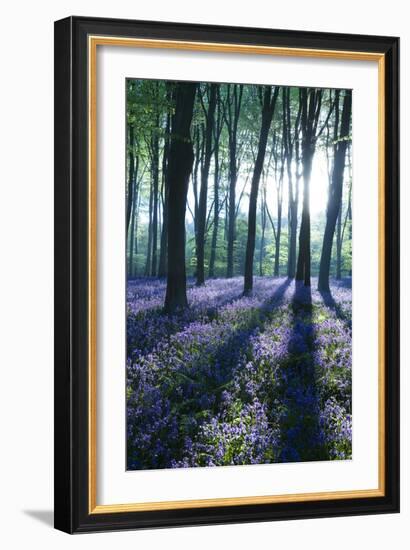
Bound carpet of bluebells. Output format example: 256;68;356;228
127;277;352;470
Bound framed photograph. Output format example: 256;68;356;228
54;16;399;533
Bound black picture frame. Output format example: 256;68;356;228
54;15;400;534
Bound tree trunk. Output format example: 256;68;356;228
128;187;136;277
244;86;279;295
318;90;351;291
288;194;298;277
337;145;352;280
144;182;153;276
158;189;168;278
128;159;139;277
158;88;172;278
287;158;301;279
226;156;236;278
151;97;160;276
196;84;217;286
224;85;243;278
259;187;267;276
133;186;142;276
191;125;201;259
283;87;302;278
126;124;135;237
274;195;282;276
295;149;313;286
209;131;220;278
296;88;325;287
164;82;197;313
336;205;342;279
224;191;228;242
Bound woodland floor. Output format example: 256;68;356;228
126;276;352;470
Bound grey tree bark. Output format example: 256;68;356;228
244;85;279;295
164;82;197;313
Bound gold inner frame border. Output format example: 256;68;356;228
87;35;386;514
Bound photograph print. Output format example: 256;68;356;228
126;78;352;471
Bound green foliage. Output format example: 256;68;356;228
126;80;352;283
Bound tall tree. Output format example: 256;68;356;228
126;124;136;237
296;88;333;286
336;203;343;278
318;90;352;291
283;87;302;278
259;182;267;276
208;89;224;278
128;158;139;276
223;84;243;278
272;128;285;277
158;84;173;278
244;85;279;295
150;84;160;276
336;143;352;279
191;124;202;245
196;83;217;286
164;82;197;313
144;182;153;276
132;184;142;276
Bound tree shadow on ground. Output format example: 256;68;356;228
127;277;292;362
259;277;293;311
319;288;351;330
203;278;293;394
127;285;245;360
278;281;328;463
127;277;293;470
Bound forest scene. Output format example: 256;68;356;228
126;79;352;470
